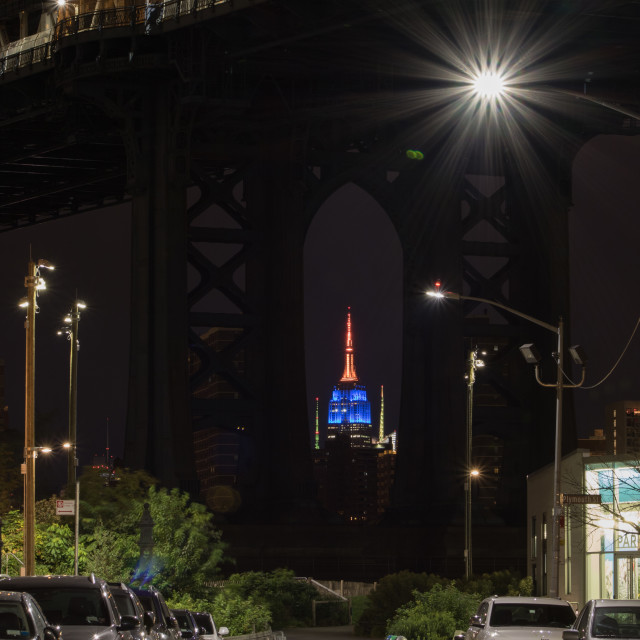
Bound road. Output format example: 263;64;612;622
283;626;375;639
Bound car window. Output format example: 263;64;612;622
576;602;592;636
475;602;489;625
28;599;48;632
23;588;109;626
193;613;213;634
0;603;30;639
592;606;640;638
174;613;193;632
113;593;136;617
136;594;160;620
490;604;575;628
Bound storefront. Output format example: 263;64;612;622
528;452;640;607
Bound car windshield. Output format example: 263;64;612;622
490;603;575;628
0;603;31;639
592;606;640;638
22;588;109;627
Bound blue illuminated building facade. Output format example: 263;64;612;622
326;310;373;448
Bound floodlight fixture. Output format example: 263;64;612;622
569;345;587;366
519;343;542;365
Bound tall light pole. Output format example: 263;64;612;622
21;258;53;576
427;284;586;598
59;300;85;495
465;348;484;578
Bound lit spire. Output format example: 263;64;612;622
379;385;385;441
340;308;358;382
315;397;320;450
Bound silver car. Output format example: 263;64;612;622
465;596;576;640
0;590;61;640
564;599;640;640
0;575;138;640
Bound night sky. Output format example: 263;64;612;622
1;132;640;496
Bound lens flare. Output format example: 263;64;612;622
473;71;505;98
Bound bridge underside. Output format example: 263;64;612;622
1;0;640;571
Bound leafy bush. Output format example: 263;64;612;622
387;583;481;640
224;569;318;628
354;571;449;637
456;570;532;599
210;592;272;635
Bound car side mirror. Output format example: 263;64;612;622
454;633;466;640
43;627;61;640
119;615;139;631
198;627;208;636
470;615;484;628
144;610;156;631
563;631;580;640
218;628;229;638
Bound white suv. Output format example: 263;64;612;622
465;596;576;640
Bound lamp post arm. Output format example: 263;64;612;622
441;292;558;335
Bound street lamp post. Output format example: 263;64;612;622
465;348;484;578
427;285;586;598
59;301;85;495
21;258;53;576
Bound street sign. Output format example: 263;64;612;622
561;493;601;505
56;499;75;515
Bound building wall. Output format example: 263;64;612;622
605;401;640;456
527;449;588;607
528;450;640;608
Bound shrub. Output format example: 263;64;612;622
387;583;481;640
355;571;449;637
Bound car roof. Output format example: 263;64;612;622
589;599;640;607
0;575;105;588
487;596;573;605
0;591;28;602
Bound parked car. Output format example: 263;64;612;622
0;590;61;640
564;599;640;640
464;596;576;640
131;586;180;640
191;611;228;640
0;575;138;640
108;582;158;640
171;609;200;640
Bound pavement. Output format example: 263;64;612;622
283;626;375;639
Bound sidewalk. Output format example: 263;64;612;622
283;626;374;639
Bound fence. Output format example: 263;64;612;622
0;0;258;77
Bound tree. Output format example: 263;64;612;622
141;485;229;599
0;430;21;513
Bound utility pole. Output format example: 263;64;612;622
64;301;84;495
22;258;53;576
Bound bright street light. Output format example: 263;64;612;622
473;71;506;98
426;282;586;598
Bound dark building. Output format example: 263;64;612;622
189;327;244;515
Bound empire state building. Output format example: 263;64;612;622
326;309;372;447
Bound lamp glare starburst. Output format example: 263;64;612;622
473;71;505;98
